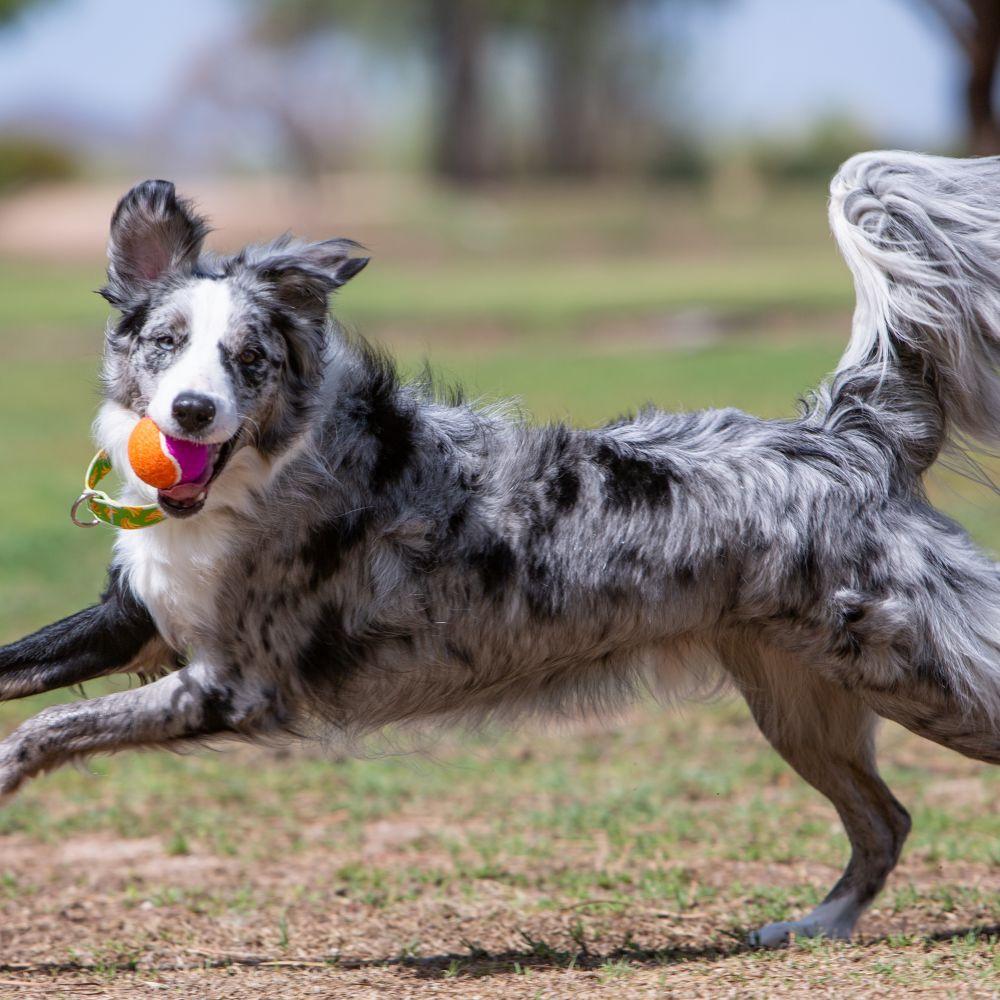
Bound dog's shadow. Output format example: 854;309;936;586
2;922;996;981
365;921;1000;980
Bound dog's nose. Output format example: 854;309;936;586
171;392;216;434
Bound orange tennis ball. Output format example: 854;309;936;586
127;417;183;489
128;417;214;491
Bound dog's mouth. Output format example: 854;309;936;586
157;435;239;519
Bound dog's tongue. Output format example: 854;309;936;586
160;480;205;503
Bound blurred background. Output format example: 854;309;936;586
5;0;1000;623
0;2;999;993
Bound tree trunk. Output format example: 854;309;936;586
542;7;601;176
967;0;1000;154
429;0;488;182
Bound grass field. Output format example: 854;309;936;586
0;182;997;998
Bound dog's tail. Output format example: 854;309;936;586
829;150;1000;473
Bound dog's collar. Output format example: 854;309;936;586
70;451;165;530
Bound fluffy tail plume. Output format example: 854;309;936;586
830;150;1000;458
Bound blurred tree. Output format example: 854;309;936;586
913;0;1000;154
255;0;491;181
428;0;489;180
254;0;703;182
750;116;878;184
499;0;667;177
0;134;78;192
0;0;53;25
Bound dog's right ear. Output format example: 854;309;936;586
100;180;209;308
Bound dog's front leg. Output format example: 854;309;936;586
0;662;280;798
0;567;165;701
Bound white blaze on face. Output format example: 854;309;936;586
147;279;241;442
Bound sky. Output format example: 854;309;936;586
0;0;964;149
678;0;961;145
0;0;239;127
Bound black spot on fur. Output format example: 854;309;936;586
198;686;236;734
467;536;517;598
446;501;469;540
792;536;824;607
524;551;572;621
368;396;415;489
295;604;368;690
114;302;149;340
593;442;680;509
894;641;954;693
923;547;966;594
524;551;557;619
841;603;865;624
356;347;416;490
913;655;952;694
301;510;370;589
830;624;864;660
546;463;581;512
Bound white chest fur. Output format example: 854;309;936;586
115;513;236;650
94;400;308;651
96;401;272;651
113;446;274;649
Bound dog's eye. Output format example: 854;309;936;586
239;347;263;366
155;335;176;351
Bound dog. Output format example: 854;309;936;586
1;152;998;947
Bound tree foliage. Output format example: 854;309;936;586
252;0;696;181
0;0;50;26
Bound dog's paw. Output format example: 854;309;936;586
748;919;852;948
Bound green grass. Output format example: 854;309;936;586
0;251;851;339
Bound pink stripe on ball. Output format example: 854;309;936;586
162;434;212;485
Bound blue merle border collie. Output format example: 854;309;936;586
1;152;999;946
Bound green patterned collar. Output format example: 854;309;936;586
71;450;165;530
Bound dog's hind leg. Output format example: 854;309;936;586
720;640;911;947
860;685;1000;766
0;662;281;798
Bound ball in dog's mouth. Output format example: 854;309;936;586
157;437;237;518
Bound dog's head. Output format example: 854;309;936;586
98;179;368;518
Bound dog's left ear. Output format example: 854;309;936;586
237;238;370;321
101;179;210;308
296;240;371;291
233;238;370;383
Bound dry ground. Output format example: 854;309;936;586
0;702;995;999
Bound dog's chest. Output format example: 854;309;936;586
116;515;237;650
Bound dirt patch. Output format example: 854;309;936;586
0;704;994;998
0;827;996;998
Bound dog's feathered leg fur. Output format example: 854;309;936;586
722;640;911;946
0;567;173;702
0;661;282;798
